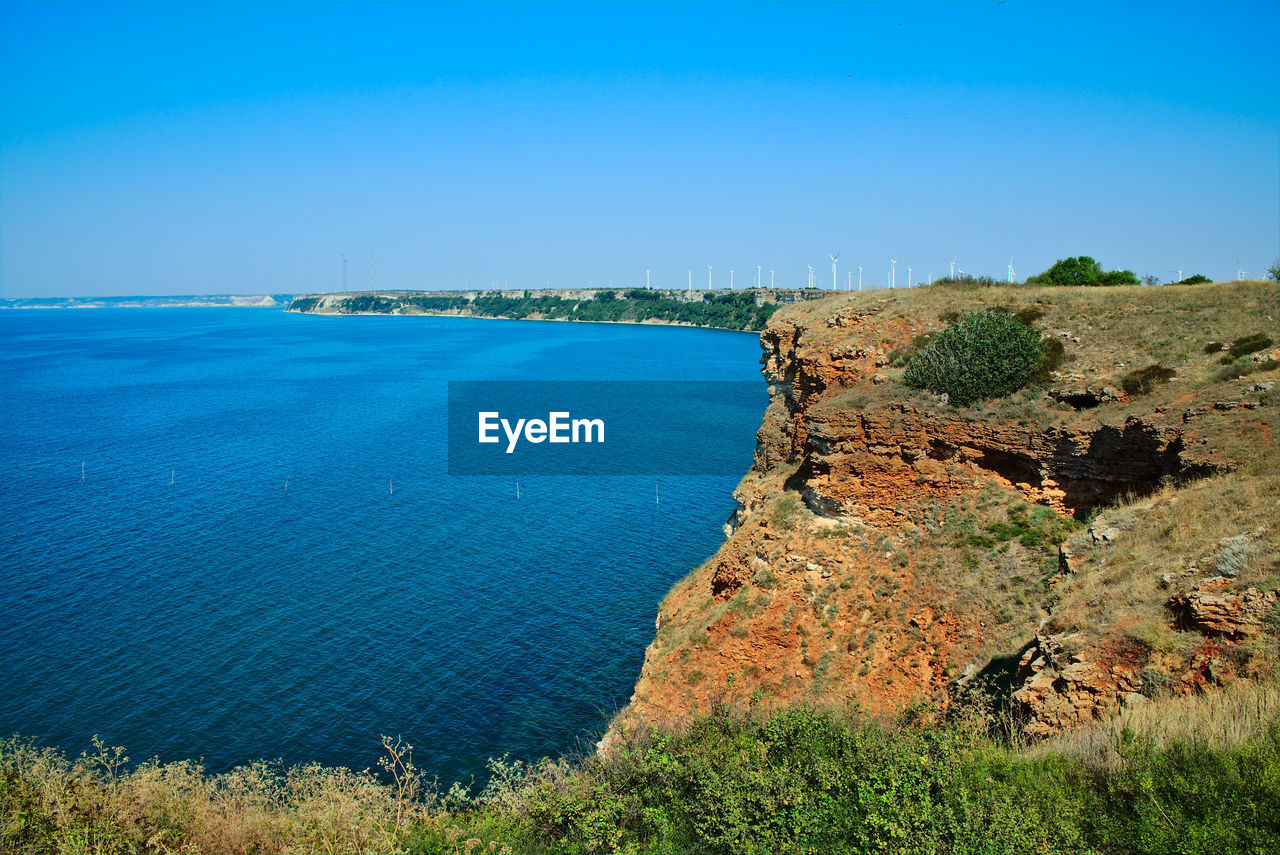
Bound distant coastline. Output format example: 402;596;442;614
0;295;291;310
287;287;831;332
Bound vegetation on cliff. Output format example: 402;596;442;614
467;290;778;330
4;682;1277;854
901;309;1047;405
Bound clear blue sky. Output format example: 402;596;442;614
1;0;1276;296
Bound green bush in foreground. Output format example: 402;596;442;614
4;703;1278;855
903;310;1045;406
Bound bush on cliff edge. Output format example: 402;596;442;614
903;310;1043;406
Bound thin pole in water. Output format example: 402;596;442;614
389;478;393;496
170;468;174;486
284;476;289;492
81;462;85;482
516;481;520;500
655;483;660;506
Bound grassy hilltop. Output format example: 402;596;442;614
4;278;1278;854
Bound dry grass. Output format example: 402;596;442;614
1021;679;1279;771
1;734;430;854
1045;469;1279;647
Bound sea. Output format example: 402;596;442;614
0;307;765;785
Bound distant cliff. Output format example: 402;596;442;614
610;279;1279;742
1;294;289;309
286;287;829;332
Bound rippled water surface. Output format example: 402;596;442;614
0;308;764;783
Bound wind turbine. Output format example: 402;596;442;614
1237;262;1246;281
829;253;840;290
946;258;957;279
757;263;762;288
889;258;897;289
1007;256;1016;284
906;266;912;288
707;265;713;290
730;268;734;289
857;265;863;291
1169;268;1182;284
770;269;775;288
847;271;852;290
645;268;651;289
807;264;815;289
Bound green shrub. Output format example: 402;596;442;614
1026;256;1140;287
931;274;1004;287
903;310;1044;406
1214;358;1280;383
1225;333;1274;360
1177;273;1212;285
1204;341;1225;355
770;496;801;530
1032;337;1067;382
887;332;934;367
1120;364;1176;395
1263;602;1280;636
1014;305;1045;325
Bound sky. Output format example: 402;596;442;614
1;0;1277;297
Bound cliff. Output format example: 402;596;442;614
612;280;1278;741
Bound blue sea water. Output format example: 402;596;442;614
0;308;765;784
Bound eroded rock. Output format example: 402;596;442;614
1168;578;1277;638
1010;632;1143;738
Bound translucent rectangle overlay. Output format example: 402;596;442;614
447;380;765;475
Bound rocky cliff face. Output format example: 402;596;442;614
610;282;1278;743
